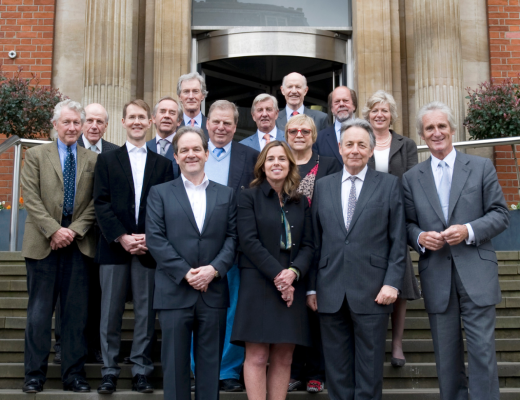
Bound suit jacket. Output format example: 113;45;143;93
228;141;259;193
146;138;180;179
367;130;418;179
94;145;174;267
77;134;119;153
313;125;342;167
21;142;98;259
276;106;329;132
146;178;237;309
239;128;286;152
402;151;509;314
179;114;209;138
311;168;407;314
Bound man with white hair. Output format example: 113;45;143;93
78;103;119;154
276;72;329;131
177;72;209;137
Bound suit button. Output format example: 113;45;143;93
241;186;245;190
345;240;349;245
447;256;451;260
59;204;62;207
132;205;135;208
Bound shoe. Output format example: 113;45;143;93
63;377;91;392
97;374;117;394
22;379;44;393
307;380;324;393
288;379;302;392
87;349;103;364
123;356;134;365
220;378;244;392
53;350;62;365
132;374;154;393
391;357;406;367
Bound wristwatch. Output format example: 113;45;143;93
214;269;220;278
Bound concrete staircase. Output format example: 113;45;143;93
0;251;519;399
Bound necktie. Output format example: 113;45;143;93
63;146;76;216
263;133;271;144
190;119;196;127
346;176;357;230
291;111;299;117
437;161;451;222
90;145;97;153
159;139;168;156
213;147;225;158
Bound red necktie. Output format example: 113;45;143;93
291;111;299;116
190;119;195;127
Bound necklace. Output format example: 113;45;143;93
376;133;392;148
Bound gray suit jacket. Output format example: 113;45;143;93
311;168;407;314
276;106;329;131
402;151;509;314
239;128;286;152
77;134;119;153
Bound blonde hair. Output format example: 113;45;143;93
285;114;318;143
362;90;398;125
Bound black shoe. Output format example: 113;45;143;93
63;377;91;392
53;351;62;365
220;378;243;392
132;374;154;393
87;349;103;364
123;356;133;365
391;357;406;367
22;379;44;393
97;374;117;394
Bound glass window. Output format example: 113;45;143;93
192;0;351;28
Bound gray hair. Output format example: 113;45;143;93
171;126;208;155
208;100;239;124
85;103;109;123
362;90;398;125
251;93;279;113
282;72;307;88
52;99;85;124
416;101;457;137
340;118;376;150
176;72;208;98
152;96;183;122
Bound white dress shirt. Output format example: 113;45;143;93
256;126;278;151
126;142;148;224
183;112;203;128
155;132;175;155
285;105;305;121
82;135;102;154
374;148;390;173
182;173;209;233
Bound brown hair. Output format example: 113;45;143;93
251;141;301;201
285;114;318;143
328;86;358;112
171;126;208;155
123;99;151;119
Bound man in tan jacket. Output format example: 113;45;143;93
21;99;98;394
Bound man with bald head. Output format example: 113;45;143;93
78;103;119;154
276;72;329;132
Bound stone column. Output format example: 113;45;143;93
413;0;465;144
82;0;134;145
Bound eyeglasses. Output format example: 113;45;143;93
287;128;312;136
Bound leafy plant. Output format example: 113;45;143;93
0;66;66;139
463;77;520;140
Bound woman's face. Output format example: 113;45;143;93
369;102;392;131
287;123;313;152
264;146;290;183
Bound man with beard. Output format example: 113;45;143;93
314;86;358;167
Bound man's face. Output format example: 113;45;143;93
252;99;278;133
207;108;236;148
152;99;181;137
331;87;355;122
281;73;308;110
82;104;108;144
421;110;455;159
174;132;209;177
54;107;83;146
179;79;205;115
122;104;151;142
339;127;374;175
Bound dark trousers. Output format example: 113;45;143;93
429;265;499;400
319;296;389;400
24;216;90;385
158;295;227;400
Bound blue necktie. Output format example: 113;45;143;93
437;161;450;223
213;147;225;158
63;146;76;216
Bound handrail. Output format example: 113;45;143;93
416;136;520;153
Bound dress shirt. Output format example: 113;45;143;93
82;135;102;154
417;148;475;252
285;105;305;121
256;126;278;151
181;174;209;233
208;139;232;157
125;141;148;224
155;132;175;155
334;119;343;144
374;148;390;173
183;112;203;128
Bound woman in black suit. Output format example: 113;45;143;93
231;141;315;400
284;114;341;393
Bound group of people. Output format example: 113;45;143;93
20;71;509;400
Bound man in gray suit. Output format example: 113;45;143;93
309;118;406;400
402;101;509;400
240;94;285;152
276;72;329;131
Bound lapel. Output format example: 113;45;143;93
388;131;404;161
228;142;244;192
447;151;470;222
140;151;157;205
326;127;342;165
116;146;135;195
171;178;200;234
277;113;288;130
77;135;86;148
330;172;347;237
275;128;286;142
418;158;446;226
201;182;218;234
46;143;64;184
346;168;379;236
246;134;261;152
75;145;87;186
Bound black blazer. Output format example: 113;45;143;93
313;125;342;167
306;152;343;181
146;178;237;309
179;114;209;138
146;138;180;179
367;130;418;179
78;134;120;153
94;145;174;267
228;142;259;193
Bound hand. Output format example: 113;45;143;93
186;265;216;292
129;234;148;255
375;285;398;305
418;231;446;251
274;269;297;291
306;294;318;311
50;228;75;250
441;225;468;246
281;286;295;307
119;234;140;253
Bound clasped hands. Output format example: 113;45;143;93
274;269;297;308
50;227;76;250
419;224;469;251
185;265;216;292
119;233;148;255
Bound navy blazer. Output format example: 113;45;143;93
77;134;119;153
227;141;259;193
146;138;180;179
313;125;342;167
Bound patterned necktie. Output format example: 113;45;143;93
437;161;451;222
291;111;299;117
213;147;225;158
190;119;195;127
159;139;168;156
346;176;357;230
63;146;76;216
263;133;271;144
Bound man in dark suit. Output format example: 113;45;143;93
314;86;357;166
94;99;174;394
77;103;119;154
276;72;329;131
402;102;509;400
146;126;237;400
309;118;406;400
177;72;209;137
146;96;183;178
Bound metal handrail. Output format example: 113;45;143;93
416;136;520;153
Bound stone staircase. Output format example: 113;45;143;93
0;251;519;399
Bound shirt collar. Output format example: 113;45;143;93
257;125;278;140
155;132;175;144
183;112;203;127
286;105;305;120
82;135;102;149
181;173;209;189
431;147;456;170
208;139;232;154
57;137;77;152
342;164;368;183
125;141;148;153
